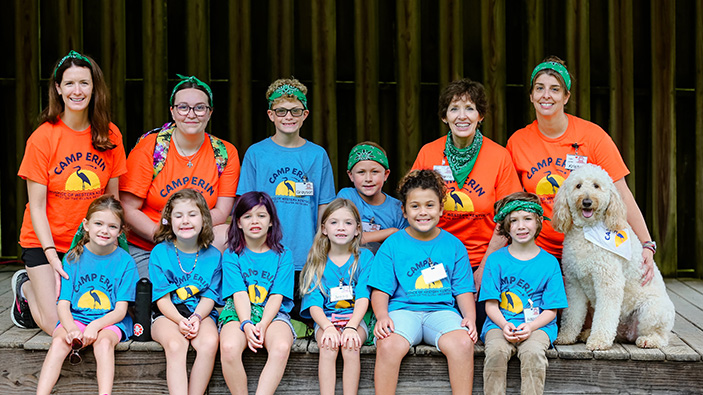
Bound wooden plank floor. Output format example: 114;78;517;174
0;264;702;394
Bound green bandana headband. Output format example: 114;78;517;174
170;74;214;106
530;62;572;91
347;144;389;170
268;84;308;109
54;50;91;79
494;200;549;223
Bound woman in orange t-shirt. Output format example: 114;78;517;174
14;50;127;333
506;55;655;283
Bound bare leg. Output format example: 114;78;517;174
188;318;219;395
220;322;249;395
36;327;71;395
152;318;190;395
341;329;366;395
316;328;339;395
374;334;410;395
438;330;474;394
25;265;59;334
256;321;294;395
93;329;121;395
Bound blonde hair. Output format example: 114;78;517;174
299;199;362;296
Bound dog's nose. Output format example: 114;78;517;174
582;198;592;208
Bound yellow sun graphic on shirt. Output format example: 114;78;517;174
335;300;355;309
77;289;111;310
274;180;298;197
65;167;101;191
248;284;268;304
499;291;523;313
176;285;200;300
414;275;443;289
444;189;474;212
535;172;565;196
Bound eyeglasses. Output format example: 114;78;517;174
69;338;83;365
272;107;305;117
173;103;211;117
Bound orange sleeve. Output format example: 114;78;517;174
119;134;157;199
215;140;241;197
108;124;128;178
18;124;53;184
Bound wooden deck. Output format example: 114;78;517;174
0;263;702;394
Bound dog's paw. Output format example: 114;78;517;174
636;335;667;349
578;329;591;342
586;335;614;351
554;333;577;345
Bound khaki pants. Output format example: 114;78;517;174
483;328;550;395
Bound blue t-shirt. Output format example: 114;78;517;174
368;229;475;314
479;247;568;343
336;187;407;253
221;247;295;314
237;138;336;270
149;242;222;320
300;249;374;319
60;247;139;340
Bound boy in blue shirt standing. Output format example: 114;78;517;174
237;78;336;319
337;141;407;253
480;192;567;395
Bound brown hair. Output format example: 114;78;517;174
494;192;544;241
40;53;116;151
266;77;308;108
66;195;126;263
438;78;488;120
397;169;447;207
154;189;215;250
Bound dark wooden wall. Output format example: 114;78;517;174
4;0;702;277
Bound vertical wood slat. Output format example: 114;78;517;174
396;0;422;172
608;0;636;190
229;0;252;150
187;0;209;80
481;0;506;144
269;1;294;79
438;0;463;137
14;0;40;257
650;0;677;276
311;0;338;183
101;0;126;142
354;0;380;144
566;0;590;120
142;0;168;133
696;1;703;278
57;0;82;53
524;0;544;125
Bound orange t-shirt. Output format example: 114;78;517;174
506;114;629;259
119;132;240;250
412;136;522;267
18;119;127;252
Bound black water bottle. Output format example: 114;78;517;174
133;278;152;341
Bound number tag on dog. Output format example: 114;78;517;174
565;154;588;170
330;285;354;302
434;165;454;182
523;299;540;323
362;222;381;232
422;263;447;284
295;182;314;196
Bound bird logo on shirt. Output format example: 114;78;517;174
443;188;474;212
65;165;101;191
414;275;443;289
536;171;565;197
499;291;523;313
248;284;268;304
77;287;111;310
274;178;300;197
176;285;199;300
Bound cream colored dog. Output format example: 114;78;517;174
552;164;674;350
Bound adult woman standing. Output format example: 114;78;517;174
120;75;240;278
411;78;522;293
13;50;128;333
506;56;655;282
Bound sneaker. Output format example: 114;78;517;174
11;269;37;329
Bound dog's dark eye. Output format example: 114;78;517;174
576;183;581;189
594;183;600;189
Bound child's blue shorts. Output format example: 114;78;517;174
385;309;467;351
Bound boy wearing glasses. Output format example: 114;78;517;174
236;78;335;320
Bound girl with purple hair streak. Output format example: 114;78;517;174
219;192;295;395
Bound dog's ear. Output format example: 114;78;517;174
552;183;572;233
605;185;628;231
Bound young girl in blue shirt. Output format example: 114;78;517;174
219;191;295;395
37;196;138;395
149;189;222;395
369;169;478;395
300;198;374;395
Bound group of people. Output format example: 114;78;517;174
12;49;658;395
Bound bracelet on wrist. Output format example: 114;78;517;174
343;326;358;332
239;320;254;331
189;313;202;322
43;246;57;252
642;241;657;254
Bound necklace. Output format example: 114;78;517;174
173;131;201;168
174;244;198;274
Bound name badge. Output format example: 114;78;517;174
421;263;447;284
330;285;354;302
362;222;381;232
565;154;588;170
295;182;314;196
523;299;540;323
433;165;454;182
